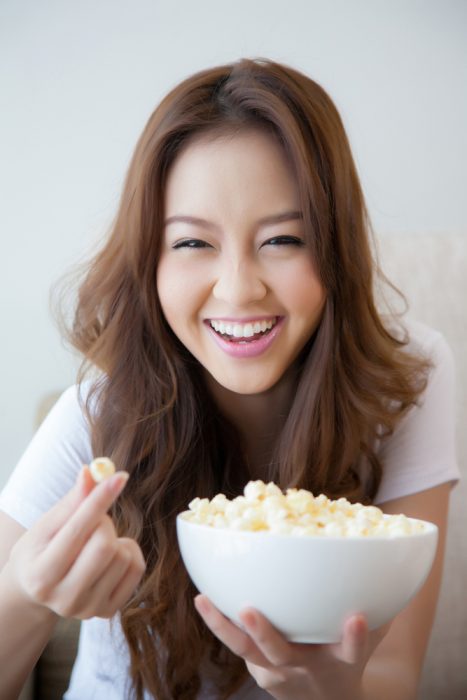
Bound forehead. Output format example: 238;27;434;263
164;129;300;216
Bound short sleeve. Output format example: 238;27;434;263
0;385;93;528
374;324;460;504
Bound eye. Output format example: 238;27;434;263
172;238;213;249
262;235;305;247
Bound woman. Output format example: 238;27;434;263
0;58;458;700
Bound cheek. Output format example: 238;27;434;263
156;258;183;325
156;257;208;324
280;262;326;320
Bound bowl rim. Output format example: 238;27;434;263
176;512;438;541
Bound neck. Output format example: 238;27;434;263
205;365;298;479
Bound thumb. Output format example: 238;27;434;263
38;464;98;539
334;614;369;665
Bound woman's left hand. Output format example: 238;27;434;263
194;594;390;700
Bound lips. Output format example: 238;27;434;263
205;316;284;358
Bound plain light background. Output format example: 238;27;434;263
1;0;466;487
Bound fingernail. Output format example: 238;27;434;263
110;471;129;494
241;611;256;629
195;596;210;615
77;465;88;489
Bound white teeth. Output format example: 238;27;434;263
209;318;277;338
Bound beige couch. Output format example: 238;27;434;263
20;232;467;699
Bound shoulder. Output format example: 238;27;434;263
385;316;455;388
0;383;94;528
386;316;452;359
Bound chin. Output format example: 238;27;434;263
214;373;282;396
229;384;272;396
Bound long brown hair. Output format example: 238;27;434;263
59;58;431;699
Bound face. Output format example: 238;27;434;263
157;129;326;395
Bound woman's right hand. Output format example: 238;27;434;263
3;466;146;620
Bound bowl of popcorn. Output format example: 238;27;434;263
176;481;438;643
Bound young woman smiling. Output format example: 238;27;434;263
0;58;459;700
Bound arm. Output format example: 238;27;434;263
0;468;145;700
361;482;451;700
0;513;59;700
360;328;457;697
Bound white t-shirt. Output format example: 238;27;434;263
0;319;459;699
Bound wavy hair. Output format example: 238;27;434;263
58;58;431;699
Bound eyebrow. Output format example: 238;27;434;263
163;211;303;230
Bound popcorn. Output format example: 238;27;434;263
181;480;428;537
89;457;116;483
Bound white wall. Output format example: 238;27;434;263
1;0;466;487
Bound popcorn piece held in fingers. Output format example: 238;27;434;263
89;457;116;484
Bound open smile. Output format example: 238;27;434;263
204;316;284;358
209;316;278;340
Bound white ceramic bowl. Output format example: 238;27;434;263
176;515;438;643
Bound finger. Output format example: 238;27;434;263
106;540;146;613
83;542;133;616
52;517;119;605
32;532;143;621
39;471;129;580
194;595;270;667
239;608;295;667
85;538;145;618
335;614;369;665
37;465;97;539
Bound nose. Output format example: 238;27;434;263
212;256;268;306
